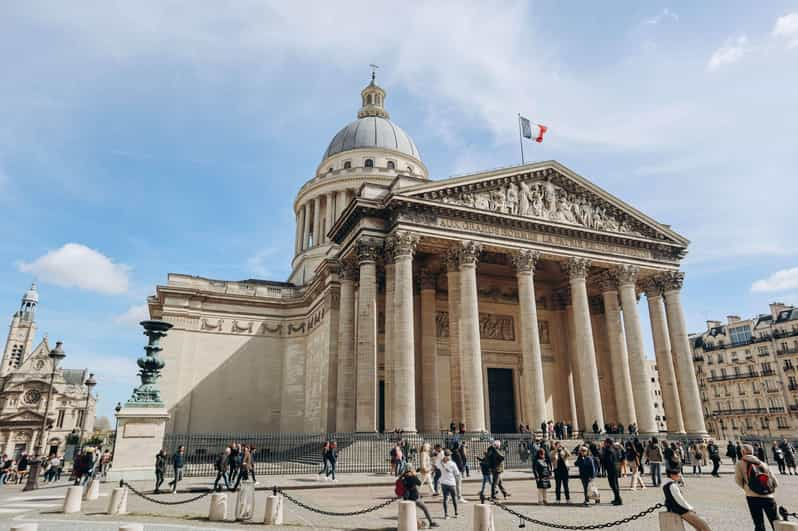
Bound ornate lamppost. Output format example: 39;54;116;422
111;402;122;458
24;341;66;491
78;372;97;445
127;320;172;406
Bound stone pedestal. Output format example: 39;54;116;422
83;476;101;500
473;503;494;531
106;406;169;482
209;492;228;521
398;500;418;531
63;485;83;513
264;494;284;524
106;486;128;515
658;512;685;530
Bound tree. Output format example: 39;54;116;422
94;416;111;431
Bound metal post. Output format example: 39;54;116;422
517;114;526;165
78;373;96;446
111;402;121;465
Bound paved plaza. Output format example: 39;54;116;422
1;467;796;530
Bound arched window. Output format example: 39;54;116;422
343;161;351;169
387;160;395;169
365;159;374;168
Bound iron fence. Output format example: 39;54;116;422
160;431;797;478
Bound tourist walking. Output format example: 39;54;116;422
575;446;598;505
707;440;721;478
228;443;240;484
735;444;779;531
451;442;467;503
602;438;622;506
232;446;252;491
727;441;737;464
533;448;552;505
780;439;796;474
432;444;443;495
324;441;337;481
154;449;167;493
771;442;786;475
691;443;703;475
626;441;645;490
318;441;330;478
390;442;404;477
477;451;492;499
486;440;509;500
552;442;570;503
646;437;664;487
438;451;460;520
663;467;712;530
399;468;438;528
214;447;231;491
168;446;185;494
418;444;434;494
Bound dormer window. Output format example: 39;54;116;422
365;159;374;168
343;161;351;169
387;160;395;169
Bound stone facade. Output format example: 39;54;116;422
691;304;798;439
149;77;706;436
0;285;97;458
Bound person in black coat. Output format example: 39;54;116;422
401;469;438;527
575;446;597;506
601;439;623;506
552;442;570;503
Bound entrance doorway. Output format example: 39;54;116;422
487;368;517;433
378;380;385;433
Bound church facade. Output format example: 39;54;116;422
149;76;706;436
0;285;97;458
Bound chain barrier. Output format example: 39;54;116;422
276;486;400;517
121;480;213;506
493;500;664;530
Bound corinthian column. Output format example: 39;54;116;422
383;242;395;431
615;266;657;435
458;241;486;432
312;196;321;247
513;250;546;428
391;232;418;432
445;249;464;423
642;278;685;434
598;274;637;428
562;258;604;431
325;193;335;242
335;261;357;432
661;271;707;435
355;237;381;432
420;268;440;432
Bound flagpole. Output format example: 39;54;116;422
517;113;525;165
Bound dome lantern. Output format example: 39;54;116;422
357;71;389;119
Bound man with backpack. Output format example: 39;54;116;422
735;444;779;531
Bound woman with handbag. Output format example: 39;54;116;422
533;448;552;505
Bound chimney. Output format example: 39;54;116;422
726;315;741;324
706;320;721;331
770;302;787;320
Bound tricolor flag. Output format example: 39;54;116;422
520;116;548;143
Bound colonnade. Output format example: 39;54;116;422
294;189;354;254
334;233;707;436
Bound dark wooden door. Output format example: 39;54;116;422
378;380;385;433
487;368;517;434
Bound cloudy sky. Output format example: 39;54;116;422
2;1;797;420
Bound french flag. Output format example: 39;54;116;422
520;116;548;143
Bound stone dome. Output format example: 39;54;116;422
323;116;420;161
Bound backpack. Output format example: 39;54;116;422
747;462;775;495
394;477;406;498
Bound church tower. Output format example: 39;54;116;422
1;284;39;376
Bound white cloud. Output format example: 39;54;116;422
246;248;280;278
19;243;130;295
707;35;749;71
114;304;149;326
751;267;798;292
644;8;679;25
772;12;798;48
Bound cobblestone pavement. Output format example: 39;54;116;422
1;470;796;530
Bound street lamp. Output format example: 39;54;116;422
111;402;122;460
78;373;97;445
23;341;66;491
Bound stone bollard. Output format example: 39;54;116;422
658;512;686;530
84;478;101;501
775;522;798;530
107;487;128;515
398;500;418;531
63;485;83;514
208;492;228;522
118;525;144;531
11;524;38;531
264;494;284;525
473;503;494;531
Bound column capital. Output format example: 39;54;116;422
659;271;685;292
612;264;640;286
340;259;359;281
383;237;395;265
561;257;591;280
512;249;542;274
640;276;664;298
388;231;418;260
444;247;460;272
419;268;437;290
355;237;382;264
595;271;619;293
458;241;482;267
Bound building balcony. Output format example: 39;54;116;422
701;336;769;352
776;346;798;356
705;372;759;382
761;369;777;376
766;387;781;393
773;329;798;340
711;407;769;416
783;364;796;372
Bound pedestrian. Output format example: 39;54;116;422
771;442;786;475
324;441;337;481
781;439;796;474
486;440;509;500
439;450;460;520
168;445;185;494
552;442;570;503
228;442;240;484
154;448;167;493
418;443;434;494
727;441;738;465
477;451;492;500
232;446;252;491
699;440;709;468
663;468;712;530
646;437;664;487
575;446;598;505
735;444;779;531
755;444;767;464
390;442;403;477
399;468;439;528
602;438;622;506
318;441;330;479
592;420;600;435
625;441;645;490
451;443;467;503
707;440;721;478
214;447;231;491
46;454;60;483
432;444;443;495
0;455;11;485
533;448;552;505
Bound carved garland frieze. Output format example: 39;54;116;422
435;311;515;341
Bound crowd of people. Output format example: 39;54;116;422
0;447;112;486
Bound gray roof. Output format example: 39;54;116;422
323;117;420;161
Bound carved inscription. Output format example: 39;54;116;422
436;312;515;341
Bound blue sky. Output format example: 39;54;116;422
2;2;798;421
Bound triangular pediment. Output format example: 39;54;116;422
0;409;47;424
398;160;688;246
18;339;52;373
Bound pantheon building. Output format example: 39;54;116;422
149;76;706;437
